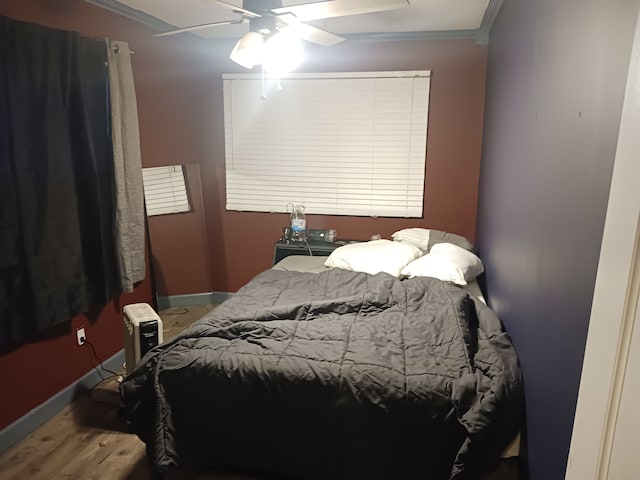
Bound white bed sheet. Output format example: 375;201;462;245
272;255;331;274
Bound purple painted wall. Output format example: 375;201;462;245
476;0;639;479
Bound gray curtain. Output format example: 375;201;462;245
107;40;145;292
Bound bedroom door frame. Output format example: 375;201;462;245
565;5;640;479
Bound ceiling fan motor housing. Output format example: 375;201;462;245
251;16;277;35
243;0;282;11
245;0;282;35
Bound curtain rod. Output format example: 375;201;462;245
104;39;135;55
112;44;135;55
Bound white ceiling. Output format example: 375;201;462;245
89;0;498;43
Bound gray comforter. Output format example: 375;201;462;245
121;268;522;479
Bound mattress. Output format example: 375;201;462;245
271;254;332;273
273;255;488;304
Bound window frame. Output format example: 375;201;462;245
223;70;431;218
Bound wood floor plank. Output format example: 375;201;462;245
12;430;101;479
161;305;217;341
88;438;148;480
0;402;93;479
0;304;218;480
56;431;136;479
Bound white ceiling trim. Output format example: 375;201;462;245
84;0;502;45
477;0;505;45
84;0;174;31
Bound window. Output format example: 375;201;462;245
141;165;190;216
223;70;430;217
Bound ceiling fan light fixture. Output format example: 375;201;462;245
263;29;304;76
229;31;264;69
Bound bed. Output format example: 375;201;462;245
120;234;522;480
273;254;522;460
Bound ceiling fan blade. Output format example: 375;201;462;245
273;0;410;22
278;14;344;46
207;0;261;18
153;19;246;37
286;22;345;46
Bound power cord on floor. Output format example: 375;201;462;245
82;339;126;407
85;375;122;407
83;339;120;377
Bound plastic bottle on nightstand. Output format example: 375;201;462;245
287;203;307;242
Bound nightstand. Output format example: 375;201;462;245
273;240;348;265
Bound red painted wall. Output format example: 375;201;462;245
148;164;213;296
195;38;488;291
0;1;488;429
0;0;206;429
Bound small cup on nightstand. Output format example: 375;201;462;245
280;226;291;243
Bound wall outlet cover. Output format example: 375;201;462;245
76;327;86;346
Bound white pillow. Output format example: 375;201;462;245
400;242;484;285
391;228;431;252
324;239;422;278
392;228;473;253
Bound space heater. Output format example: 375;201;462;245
123;303;163;375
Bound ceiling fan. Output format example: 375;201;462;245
153;0;410;46
153;0;410;72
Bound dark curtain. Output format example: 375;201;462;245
0;15;118;350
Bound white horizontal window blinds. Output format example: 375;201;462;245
223;71;430;217
141;165;190;216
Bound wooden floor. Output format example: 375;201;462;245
0;304;253;480
0;303;518;480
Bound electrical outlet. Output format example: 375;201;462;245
76;327;86;346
